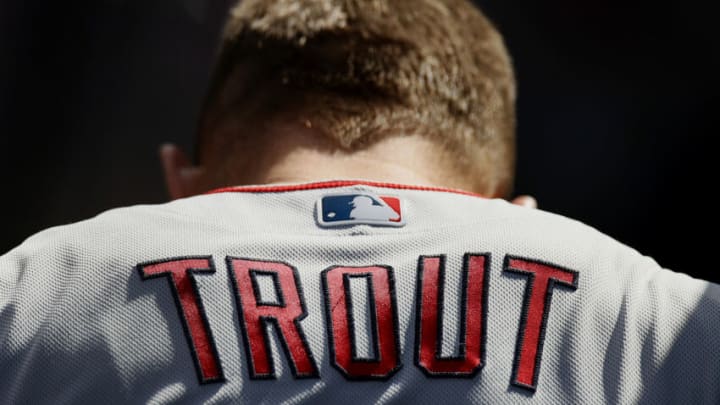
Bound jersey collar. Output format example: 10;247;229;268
206;180;485;198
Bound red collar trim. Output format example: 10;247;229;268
206;180;485;198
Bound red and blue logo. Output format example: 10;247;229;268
317;193;405;227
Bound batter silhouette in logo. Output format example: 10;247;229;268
349;196;400;222
318;193;404;227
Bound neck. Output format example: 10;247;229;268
201;124;486;195
258;137;460;188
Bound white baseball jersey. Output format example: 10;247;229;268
1;180;719;404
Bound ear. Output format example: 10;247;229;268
160;143;205;200
510;195;537;209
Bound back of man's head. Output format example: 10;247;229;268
198;0;516;196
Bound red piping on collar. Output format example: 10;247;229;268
206;180;485;198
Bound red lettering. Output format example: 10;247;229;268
138;257;224;384
137;252;580;390
322;266;401;379
416;254;488;376
504;256;578;390
228;258;318;379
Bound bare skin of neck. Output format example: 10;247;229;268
203;124;476;194
163;125;535;206
259;137;470;191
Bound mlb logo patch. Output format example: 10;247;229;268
317;193;405;227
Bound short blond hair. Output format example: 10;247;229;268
199;0;516;195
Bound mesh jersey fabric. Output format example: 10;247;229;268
1;180;719;404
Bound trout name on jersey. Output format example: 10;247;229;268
137;253;578;392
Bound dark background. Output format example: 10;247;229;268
1;1;717;281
